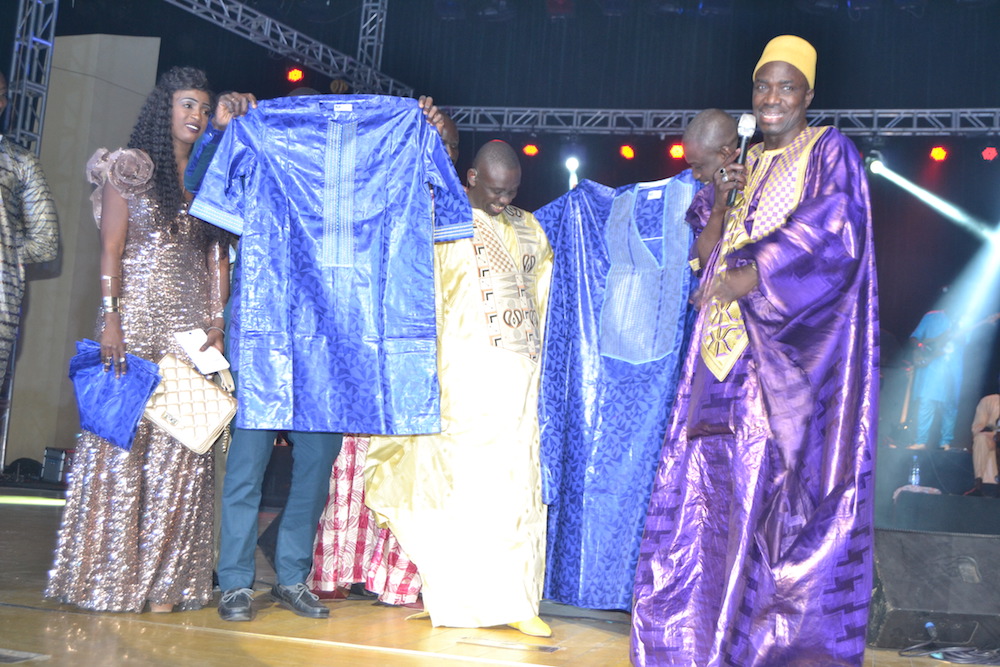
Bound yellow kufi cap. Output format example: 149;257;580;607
753;35;816;89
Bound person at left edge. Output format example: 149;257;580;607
0;70;59;384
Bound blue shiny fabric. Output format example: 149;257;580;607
68;339;161;451
190;95;471;434
534;176;697;610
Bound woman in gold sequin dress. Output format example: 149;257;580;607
46;67;230;613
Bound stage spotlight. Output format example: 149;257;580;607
565;156;580;190
620;145;636;160
865;150;884;174
982;146;998;161
668;142;685;159
286;67;304;83
930;146;948;162
523;144;539;157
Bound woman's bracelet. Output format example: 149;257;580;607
102;296;121;313
101;274;120;292
207;326;225;336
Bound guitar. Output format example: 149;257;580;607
912;312;1000;367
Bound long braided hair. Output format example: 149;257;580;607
127;66;213;218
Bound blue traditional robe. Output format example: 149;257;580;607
534;175;697;610
191;95;471;434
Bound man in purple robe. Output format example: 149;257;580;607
631;35;878;666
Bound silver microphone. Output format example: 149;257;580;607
727;113;757;207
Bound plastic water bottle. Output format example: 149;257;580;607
909;455;921;486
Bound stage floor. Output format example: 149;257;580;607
0;492;941;666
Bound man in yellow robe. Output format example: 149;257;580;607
365;140;553;637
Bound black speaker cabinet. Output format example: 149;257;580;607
868;528;1000;649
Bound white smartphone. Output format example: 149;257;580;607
173;329;231;374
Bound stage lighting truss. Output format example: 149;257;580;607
443;107;1000;138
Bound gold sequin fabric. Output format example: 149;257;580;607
46;150;219;612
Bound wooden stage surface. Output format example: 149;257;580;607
0;492;943;666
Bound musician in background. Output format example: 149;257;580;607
908;307;964;450
967;378;1000;496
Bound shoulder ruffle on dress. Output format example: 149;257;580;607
86;148;154;226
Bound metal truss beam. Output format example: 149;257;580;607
161;0;412;96
355;0;388;94
6;0;58;155
446;106;1000;138
357;0;386;70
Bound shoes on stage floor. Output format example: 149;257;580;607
218;588;255;622
271;582;329;619
148;602;174;613
508;616;552;638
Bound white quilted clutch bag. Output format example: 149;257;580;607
144;353;237;455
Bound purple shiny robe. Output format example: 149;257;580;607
631;127;879;667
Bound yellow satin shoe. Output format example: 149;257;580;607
507;616;552;637
405;610;430;621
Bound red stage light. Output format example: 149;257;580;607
523;144;539;157
929;146;948;162
287;68;304;83
620;145;635;160
668;143;685;159
982;147;998;161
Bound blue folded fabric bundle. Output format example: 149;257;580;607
68;339;161;450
